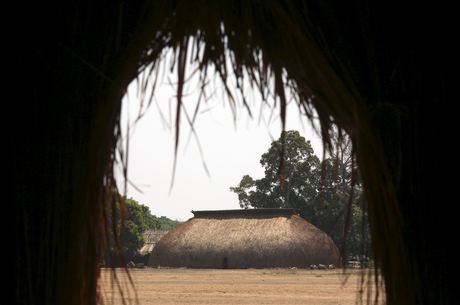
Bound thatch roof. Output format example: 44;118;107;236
17;0;453;304
148;209;340;268
138;230;169;256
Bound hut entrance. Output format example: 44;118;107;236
222;257;228;269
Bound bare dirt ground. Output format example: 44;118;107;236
99;268;384;305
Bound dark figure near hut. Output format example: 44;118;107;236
222;257;229;269
14;1;455;305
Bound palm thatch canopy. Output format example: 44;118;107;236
15;1;454;304
149;209;340;268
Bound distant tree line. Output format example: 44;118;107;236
104;197;181;266
230;130;371;258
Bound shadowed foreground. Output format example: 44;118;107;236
99;268;383;305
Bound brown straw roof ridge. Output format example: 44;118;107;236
191;208;296;218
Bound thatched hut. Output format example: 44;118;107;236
16;1;454;304
149;209;340;268
138;230;170;257
135;230;169;264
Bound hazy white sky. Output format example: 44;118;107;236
119;59;323;221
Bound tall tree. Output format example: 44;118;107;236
230;130;369;256
231;131;321;212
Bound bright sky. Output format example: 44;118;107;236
119;56;323;221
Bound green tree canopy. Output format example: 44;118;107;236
231;131;321;214
230;130;369;257
107;197;181;265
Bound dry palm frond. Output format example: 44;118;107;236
113;2;404;303
16;1;416;305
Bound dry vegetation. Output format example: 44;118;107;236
150;211;340;269
99;268;384;305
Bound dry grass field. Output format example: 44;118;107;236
99;268;384;305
